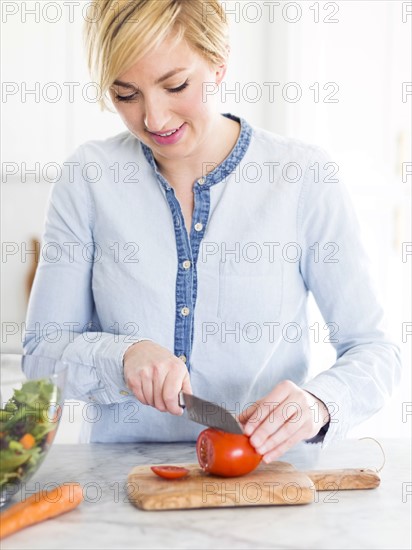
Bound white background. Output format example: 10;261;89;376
1;0;411;441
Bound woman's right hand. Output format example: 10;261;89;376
123;341;192;415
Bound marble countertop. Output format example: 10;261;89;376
1;438;410;549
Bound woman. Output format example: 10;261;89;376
24;0;400;461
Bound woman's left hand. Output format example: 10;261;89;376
238;380;330;463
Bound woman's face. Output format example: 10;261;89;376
110;35;227;164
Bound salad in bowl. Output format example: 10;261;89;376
0;365;66;506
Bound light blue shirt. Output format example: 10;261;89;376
23;113;401;444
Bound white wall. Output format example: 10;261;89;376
1;1;411;440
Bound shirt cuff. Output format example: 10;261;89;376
91;337;153;405
301;375;352;447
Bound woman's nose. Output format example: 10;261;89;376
143;98;170;133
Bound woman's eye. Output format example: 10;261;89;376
115;92;138;102
168;80;189;94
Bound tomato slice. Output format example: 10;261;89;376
196;428;262;477
150;465;190;479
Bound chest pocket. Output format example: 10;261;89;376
217;259;283;322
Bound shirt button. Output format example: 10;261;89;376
198;177;206;186
182;260;191;270
119;390;130;396
181;306;190;316
194;222;203;232
179;354;187;363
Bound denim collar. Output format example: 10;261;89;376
141;113;252;191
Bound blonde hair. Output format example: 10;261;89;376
84;0;229;111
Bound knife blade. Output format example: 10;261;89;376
178;391;244;434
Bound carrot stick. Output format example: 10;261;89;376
19;433;36;450
0;482;83;539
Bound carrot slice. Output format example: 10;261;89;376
0;482;83;539
19;433;36;450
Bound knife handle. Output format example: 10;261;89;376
178;391;186;409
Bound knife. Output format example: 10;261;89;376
178;391;244;434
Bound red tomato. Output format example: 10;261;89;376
150;465;190;479
196;428;262;477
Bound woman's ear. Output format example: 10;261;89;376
214;44;230;85
215;63;228;85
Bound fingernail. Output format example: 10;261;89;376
263;452;278;464
250;436;261;447
244;424;253;436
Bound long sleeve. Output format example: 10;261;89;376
23;147;147;405
298;148;402;444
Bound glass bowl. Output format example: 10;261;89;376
0;355;67;507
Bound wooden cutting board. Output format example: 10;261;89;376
127;462;380;510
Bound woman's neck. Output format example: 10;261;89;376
154;115;241;187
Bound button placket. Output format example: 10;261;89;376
162;186;193;368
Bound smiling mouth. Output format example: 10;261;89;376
149;124;184;137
